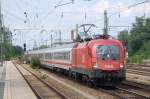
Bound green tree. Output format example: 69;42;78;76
118;30;129;49
127;17;150;63
3;43;23;60
129;17;150;56
4;43;15;60
38;45;49;49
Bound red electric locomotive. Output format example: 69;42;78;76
26;24;125;87
71;36;125;86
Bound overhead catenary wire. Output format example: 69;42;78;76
83;0;150;29
36;8;56;26
32;0;65;26
37;0;74;26
14;0;26;14
127;0;150;9
2;0;41;27
7;0;150;48
36;0;82;27
35;1;127;28
4;0;150;26
109;0;150;18
31;0;150;38
2;9;25;22
85;0;150;33
56;0;63;7
18;0;47;10
4;0;150;33
57;0;150;26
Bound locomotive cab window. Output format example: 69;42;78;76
96;45;120;60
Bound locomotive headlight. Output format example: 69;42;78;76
93;62;99;69
120;64;124;68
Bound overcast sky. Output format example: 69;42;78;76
1;0;150;49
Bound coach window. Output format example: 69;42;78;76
68;52;70;60
67;52;70;60
64;52;70;60
65;52;67;60
43;53;45;59
40;54;42;58
63;52;65;59
65;52;68;60
51;52;53;60
60;52;63;60
38;54;41;58
62;52;65;60
48;53;51;59
48;53;50;59
50;53;52;59
45;53;48;59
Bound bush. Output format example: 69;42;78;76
30;57;41;69
18;56;23;61
128;41;150;64
23;56;30;64
128;55;143;64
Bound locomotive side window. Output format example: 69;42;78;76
96;45;120;60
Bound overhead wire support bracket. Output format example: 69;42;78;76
128;0;150;9
54;0;74;8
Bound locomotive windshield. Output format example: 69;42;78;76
96;45;120;60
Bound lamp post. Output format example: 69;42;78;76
0;0;4;66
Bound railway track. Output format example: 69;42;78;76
117;83;150;98
127;67;150;72
126;69;150;76
99;81;150;99
14;62;150;99
41;65;150;99
127;64;150;67
15;62;105;99
122;81;150;92
127;64;150;70
13;62;67;99
126;65;150;71
126;64;150;76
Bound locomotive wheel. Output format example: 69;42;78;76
69;71;72;78
82;75;88;83
87;78;98;88
74;72;79;80
87;79;94;87
69;71;76;80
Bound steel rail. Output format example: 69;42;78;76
99;87;149;99
13;62;68;99
98;81;150;99
126;69;150;76
13;62;42;99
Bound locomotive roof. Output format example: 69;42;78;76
92;39;121;43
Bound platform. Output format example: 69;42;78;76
0;61;37;99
